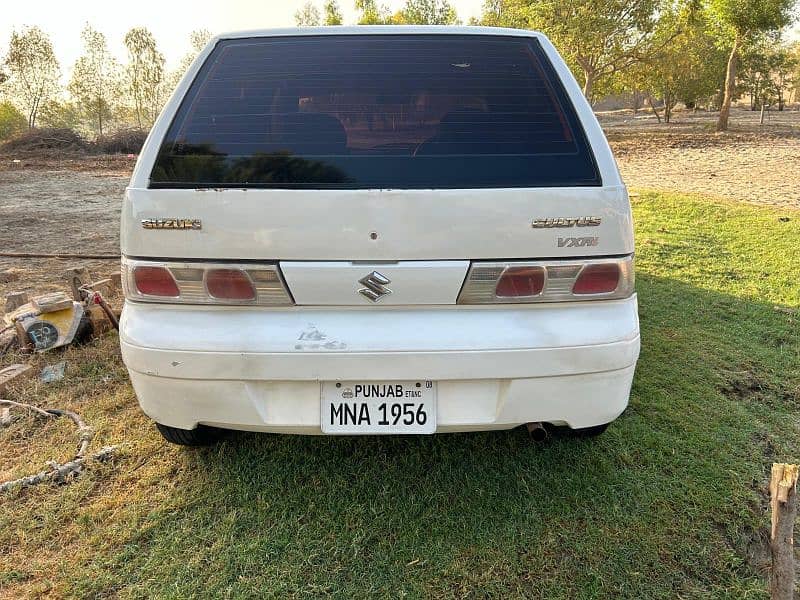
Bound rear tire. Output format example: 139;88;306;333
155;423;226;446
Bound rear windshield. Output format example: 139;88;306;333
150;35;600;189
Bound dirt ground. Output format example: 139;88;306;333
0;107;798;300
0;156;133;298
599;106;800;208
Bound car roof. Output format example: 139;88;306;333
213;26;544;43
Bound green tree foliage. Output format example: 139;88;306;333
740;37;798;110
68;24;120;137
789;42;800;104
480;0;663;102
37;99;82;130
164;29;213;98
626;6;727;121
324;0;344;24
189;29;213;55
0;100;26;139
295;2;322;26
355;0;392;24
123;27;166;129
2;26;61;128
708;0;795;130
398;0;460;24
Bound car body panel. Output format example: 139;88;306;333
120;297;640;431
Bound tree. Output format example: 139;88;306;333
626;7;727;121
2;26;61;128
399;0;460;24
68;25;119;137
188;29;213;55
355;0;391;24
739;35;780;110
123;27;166;129
295;2;322;26
764;44;798;111
164;29;213;97
479;0;664;102
708;0;795;131
790;43;800;104
176;29;213;79
324;0;344;24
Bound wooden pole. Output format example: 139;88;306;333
770;463;798;600
63;266;91;301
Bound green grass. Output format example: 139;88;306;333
1;191;798;599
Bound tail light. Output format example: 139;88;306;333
133;266;180;297
495;266;545;298
206;269;256;301
572;263;620;295
123;258;293;305
458;256;634;304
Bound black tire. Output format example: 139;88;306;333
567;423;609;438
155;423;226;446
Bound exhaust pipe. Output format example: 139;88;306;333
526;421;548;442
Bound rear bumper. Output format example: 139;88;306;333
120;296;640;432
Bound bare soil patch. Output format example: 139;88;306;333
0;168;128;299
600;107;800;208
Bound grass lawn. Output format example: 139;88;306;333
1;191;798;599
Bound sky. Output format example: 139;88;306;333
1;0;486;76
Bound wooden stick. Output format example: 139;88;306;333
770;463;798;600
0;398;55;419
0;446;117;493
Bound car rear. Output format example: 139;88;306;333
120;26;639;441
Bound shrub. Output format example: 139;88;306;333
0;101;27;140
0;127;90;155
95;127;148;154
37;100;83;131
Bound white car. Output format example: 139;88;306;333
120;26;640;445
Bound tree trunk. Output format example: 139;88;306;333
645;94;662;123
28;96;39;129
582;69;596;105
664;91;674;124
716;34;740;132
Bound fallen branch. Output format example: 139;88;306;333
46;408;93;459
0;446;118;493
0;399;116;493
0;398;53;418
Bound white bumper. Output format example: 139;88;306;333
120;296;640;433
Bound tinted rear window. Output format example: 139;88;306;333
151;35;600;189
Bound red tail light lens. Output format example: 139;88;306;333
573;263;620;295
495;267;545;297
133;266;180;297
206;269;256;300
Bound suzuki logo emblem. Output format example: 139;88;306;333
358;271;392;302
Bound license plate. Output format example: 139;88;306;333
321;380;437;434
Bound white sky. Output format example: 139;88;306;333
1;0;486;76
